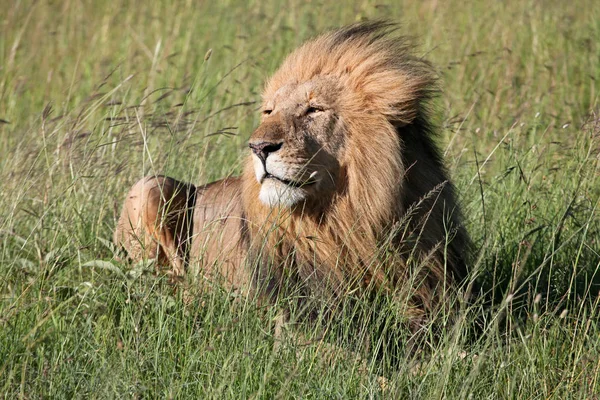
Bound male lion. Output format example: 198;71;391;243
114;21;470;323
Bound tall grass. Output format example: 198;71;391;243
1;0;599;397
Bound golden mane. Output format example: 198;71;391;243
241;21;470;314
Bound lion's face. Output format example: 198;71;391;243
248;77;346;208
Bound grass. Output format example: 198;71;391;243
1;0;599;397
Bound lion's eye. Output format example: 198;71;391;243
262;109;273;115
305;106;324;115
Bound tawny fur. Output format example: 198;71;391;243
114;21;470;321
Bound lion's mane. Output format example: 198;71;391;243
241;22;470;317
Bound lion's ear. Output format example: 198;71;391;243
358;70;428;127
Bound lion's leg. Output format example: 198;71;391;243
114;176;195;277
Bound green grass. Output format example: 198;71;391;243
1;0;600;397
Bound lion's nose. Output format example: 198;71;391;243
249;141;283;161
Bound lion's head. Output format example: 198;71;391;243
241;22;470;313
247;75;343;209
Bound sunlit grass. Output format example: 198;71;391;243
1;0;599;397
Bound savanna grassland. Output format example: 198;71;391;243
1;0;600;398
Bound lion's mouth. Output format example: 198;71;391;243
263;173;317;188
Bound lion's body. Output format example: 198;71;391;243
114;22;470;320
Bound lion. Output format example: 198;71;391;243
114;21;471;324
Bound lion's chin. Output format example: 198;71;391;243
258;179;306;208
